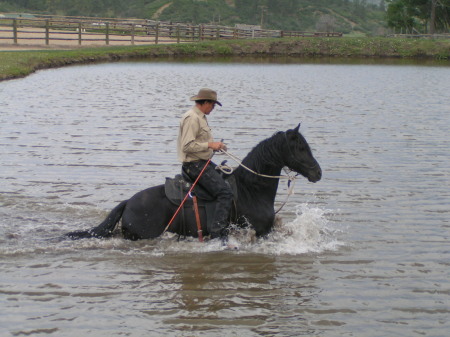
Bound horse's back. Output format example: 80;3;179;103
121;184;176;240
128;184;166;206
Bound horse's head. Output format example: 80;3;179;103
283;124;322;183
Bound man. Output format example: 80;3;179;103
177;88;233;241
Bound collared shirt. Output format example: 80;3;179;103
177;106;213;162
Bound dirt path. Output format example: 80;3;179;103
151;2;173;20
0;25;169;50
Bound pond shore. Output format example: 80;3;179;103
1;37;449;81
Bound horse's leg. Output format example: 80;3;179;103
236;200;275;237
121;185;177;240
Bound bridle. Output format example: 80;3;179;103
216;131;317;214
283;131;318;172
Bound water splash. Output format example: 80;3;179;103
260;203;344;255
0;203;343;257
150;203;344;256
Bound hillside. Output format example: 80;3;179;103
0;0;387;36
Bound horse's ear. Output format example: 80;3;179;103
294;123;301;133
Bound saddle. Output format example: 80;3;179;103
164;168;237;232
164;169;237;205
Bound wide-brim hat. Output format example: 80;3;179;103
190;88;222;106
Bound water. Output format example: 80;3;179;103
0;60;449;336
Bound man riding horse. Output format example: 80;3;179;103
177;88;233;243
66;97;322;241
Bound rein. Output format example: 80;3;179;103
218;149;297;214
218;149;297;180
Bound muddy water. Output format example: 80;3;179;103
0;60;449;336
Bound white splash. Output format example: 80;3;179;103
0;204;344;257
154;203;345;256
258;203;344;255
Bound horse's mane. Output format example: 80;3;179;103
235;131;286;183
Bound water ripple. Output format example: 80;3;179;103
1;61;449;337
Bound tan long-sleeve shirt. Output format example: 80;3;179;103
177;106;213;163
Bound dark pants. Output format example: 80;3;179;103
182;160;233;238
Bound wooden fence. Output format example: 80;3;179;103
0;15;342;47
387;33;450;39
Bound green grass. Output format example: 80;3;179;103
1;37;449;81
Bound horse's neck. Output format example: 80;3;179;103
234;134;285;201
234;161;283;202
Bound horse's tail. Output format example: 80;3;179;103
66;200;128;239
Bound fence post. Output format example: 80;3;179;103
13;19;18;44
155;23;159;44
131;24;135;45
45;20;50;45
216;26;220;40
176;24;180;43
78;22;82;45
105;22;110;45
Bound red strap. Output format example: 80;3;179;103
192;196;203;242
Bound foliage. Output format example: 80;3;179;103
0;0;388;35
386;0;450;33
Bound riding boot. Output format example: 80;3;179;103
209;197;232;241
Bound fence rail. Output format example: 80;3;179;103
387;33;450;39
0;15;342;47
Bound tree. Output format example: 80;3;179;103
352;0;368;19
429;0;450;33
386;0;419;32
386;0;450;33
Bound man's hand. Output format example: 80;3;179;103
208;142;227;151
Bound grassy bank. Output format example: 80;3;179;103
1;37;449;81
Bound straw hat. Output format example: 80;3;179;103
190;88;222;106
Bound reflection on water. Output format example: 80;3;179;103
0;60;449;336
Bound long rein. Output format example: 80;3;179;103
217;149;298;214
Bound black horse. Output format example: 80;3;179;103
67;124;321;240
